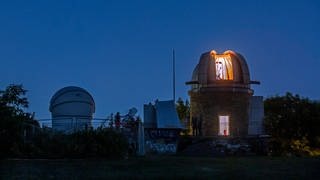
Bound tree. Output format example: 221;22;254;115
0;84;28;113
0;84;36;157
176;98;191;134
176;98;190;121
264;92;320;155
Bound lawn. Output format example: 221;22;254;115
1;156;319;179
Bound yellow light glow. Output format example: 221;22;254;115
215;54;233;80
210;50;217;56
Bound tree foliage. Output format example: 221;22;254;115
264;92;320;155
0;84;28;113
176;98;190;134
0;84;37;157
176;97;190;121
22;128;128;158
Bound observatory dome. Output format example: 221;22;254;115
187;50;254;93
186;50;261;137
49;86;95;133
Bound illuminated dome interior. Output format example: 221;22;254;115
187;50;254;91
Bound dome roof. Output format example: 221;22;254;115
187;50;255;92
49;86;95;113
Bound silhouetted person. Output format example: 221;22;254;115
115;112;121;130
198;115;202;136
192;117;198;136
109;113;114;128
135;116;141;129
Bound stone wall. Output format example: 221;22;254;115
189;90;251;137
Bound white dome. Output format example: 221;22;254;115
49;86;95;133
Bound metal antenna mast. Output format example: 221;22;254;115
173;49;176;101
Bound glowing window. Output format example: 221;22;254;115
215;55;233;80
219;115;229;136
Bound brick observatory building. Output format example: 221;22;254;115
186;50;263;137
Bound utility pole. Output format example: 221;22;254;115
173;49;176;101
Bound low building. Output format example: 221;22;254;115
143;100;182;154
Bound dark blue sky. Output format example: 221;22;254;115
1;0;319;119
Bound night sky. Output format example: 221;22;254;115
0;0;319;120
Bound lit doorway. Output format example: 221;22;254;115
219;116;229;136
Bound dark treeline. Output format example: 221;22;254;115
264;93;320;156
0;84;128;159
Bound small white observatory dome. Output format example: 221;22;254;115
49;86;95;133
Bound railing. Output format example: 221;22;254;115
37;117;138;133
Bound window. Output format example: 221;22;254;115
215;55;233;80
219;115;229;136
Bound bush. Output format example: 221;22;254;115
15;128;128;159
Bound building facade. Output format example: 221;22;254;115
143;100;182;154
186;50;263;137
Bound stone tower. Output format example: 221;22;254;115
186;50;259;137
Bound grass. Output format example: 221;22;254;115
1;156;320;179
